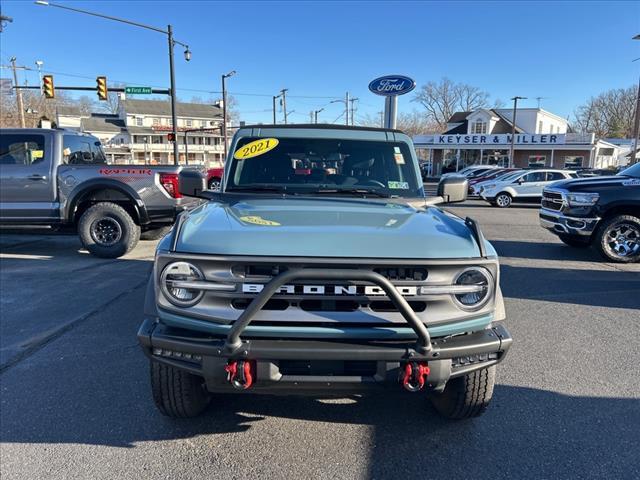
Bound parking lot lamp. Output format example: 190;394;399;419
509;96;527;168
221;70;236;162
34;1;190;165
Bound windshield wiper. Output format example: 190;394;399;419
311;188;392;198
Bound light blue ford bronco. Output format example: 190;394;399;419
137;125;512;419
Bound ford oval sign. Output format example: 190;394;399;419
368;75;416;96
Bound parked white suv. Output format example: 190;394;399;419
480;169;577;208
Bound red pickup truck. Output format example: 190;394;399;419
206;167;223;191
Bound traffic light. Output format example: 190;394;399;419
96;76;108;101
167;133;176;142
42;75;54;99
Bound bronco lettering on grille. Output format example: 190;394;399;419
242;284;418;296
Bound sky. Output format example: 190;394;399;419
1;0;639;125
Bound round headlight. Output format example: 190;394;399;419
453;267;493;310
161;261;205;307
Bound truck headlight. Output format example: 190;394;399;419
453;267;493;310
566;192;599;207
161;261;205;307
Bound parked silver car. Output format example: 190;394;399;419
480;169;577;208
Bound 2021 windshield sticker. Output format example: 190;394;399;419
233;138;279;160
238;215;281;226
388;181;409;189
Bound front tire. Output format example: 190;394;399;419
595;214;640;263
77;202;140;258
430;366;496;419
150;361;211;418
558;233;591;248
494;193;512;208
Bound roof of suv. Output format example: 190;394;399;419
236;123;404;134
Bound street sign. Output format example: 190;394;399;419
125;86;152;94
0;78;12;96
368;75;416;96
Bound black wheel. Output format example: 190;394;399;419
150;361;211;418
140;226;172;241
77;202;140;258
595;214;640;263
494;193;512;208
430;366;496;419
558;233;591;248
208;177;221;191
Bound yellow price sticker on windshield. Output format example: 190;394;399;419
239;216;281;226
234;138;279;160
32;150;44;159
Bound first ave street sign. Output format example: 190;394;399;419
125;86;152;94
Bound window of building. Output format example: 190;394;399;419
528;155;546;167
0;133;46;166
538;120;543;133
564;156;584;168
201;120;208;127
186;119;193;127
471;120;487;134
136;117;143;127
153;118;159;126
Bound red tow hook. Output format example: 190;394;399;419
400;362;430;392
224;360;256;390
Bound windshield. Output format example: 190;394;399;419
619;163;640;178
226;137;422;197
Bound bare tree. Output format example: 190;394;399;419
573;86;636;138
412;77;491;131
358;111;439;136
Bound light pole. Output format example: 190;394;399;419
280;88;288;124
9;57;25;128
314;108;324;124
509;96;527;168
35;60;43;94
221;70;235;162
34;1;191;165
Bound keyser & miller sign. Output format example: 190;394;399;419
433;134;566;145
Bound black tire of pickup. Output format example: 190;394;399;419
429;365;496;419
78;202;140;258
595;214;640;263
558;233;591;248
150;361;211;418
141;226;172;241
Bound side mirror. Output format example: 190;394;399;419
517;178;524;185
437;176;468;203
178;169;207;198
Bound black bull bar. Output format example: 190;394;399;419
224;268;432;354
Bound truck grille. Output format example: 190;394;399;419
542;191;564;211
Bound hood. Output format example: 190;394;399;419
175;197;486;259
550;175;634;192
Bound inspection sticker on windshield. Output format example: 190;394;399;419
393;146;405;165
622;179;640;186
239;215;281;226
388;181;409;189
234;138;279;160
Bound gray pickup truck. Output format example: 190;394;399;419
0;128;198;257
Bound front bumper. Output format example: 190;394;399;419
539;208;599;237
138;318;512;393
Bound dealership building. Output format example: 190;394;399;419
413;108;622;174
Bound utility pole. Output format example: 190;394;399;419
349;97;358;126
314;108;324;124
632;76;640;165
281;88;288;124
345;92;349;125
509;96;527;168
272;95;278;124
10;57;25;128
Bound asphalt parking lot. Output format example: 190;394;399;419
1;200;639;480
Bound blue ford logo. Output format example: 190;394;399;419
368;75;416;96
